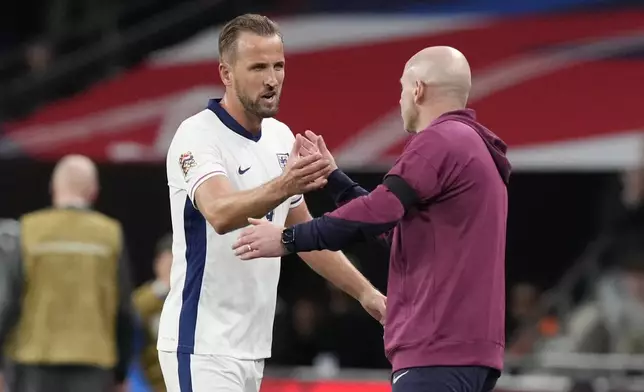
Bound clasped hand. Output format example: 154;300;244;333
232;130;332;260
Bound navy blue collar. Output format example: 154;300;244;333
207;98;261;142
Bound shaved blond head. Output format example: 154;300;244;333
403;46;471;104
51;154;98;206
399;46;472;133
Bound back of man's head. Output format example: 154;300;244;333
403;46;472;107
51;154;98;207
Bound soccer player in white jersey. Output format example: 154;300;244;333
157;14;387;392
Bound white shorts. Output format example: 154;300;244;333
158;350;265;392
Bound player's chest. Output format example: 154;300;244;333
223;140;290;189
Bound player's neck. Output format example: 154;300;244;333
416;101;465;133
52;193;90;209
220;95;262;134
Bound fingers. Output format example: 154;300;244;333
301;177;328;192
300;165;333;184
239;226;255;237
303;130;329;154
233;238;255;256
299;136;319;157
290;134;303;157
317;135;330;155
291;153;323;169
304;130;328;155
304;130;319;142
296;162;333;193
232;238;263;260
232;234;252;251
293;158;330;177
248;217;267;226
238;248;263;260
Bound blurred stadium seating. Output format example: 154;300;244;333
1;0;644;391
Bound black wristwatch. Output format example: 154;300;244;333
281;227;296;254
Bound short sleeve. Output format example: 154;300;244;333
289;194;304;209
172;125;228;203
386;149;441;202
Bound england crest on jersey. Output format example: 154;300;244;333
276;153;289;170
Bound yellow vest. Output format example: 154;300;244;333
133;282;166;391
5;208;122;368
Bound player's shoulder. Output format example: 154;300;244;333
133;280;156;302
169;109;227;157
87;210;122;230
174;109;217;139
21;208;121;234
20;208;56;224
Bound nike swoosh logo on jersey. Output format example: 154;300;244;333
392;370;409;384
238;166;251;175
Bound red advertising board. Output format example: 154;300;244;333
2;11;644;170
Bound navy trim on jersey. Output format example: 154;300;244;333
178;197;207;353
178;352;193;391
207;98;261;142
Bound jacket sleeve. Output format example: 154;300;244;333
291;149;433;253
324;169;369;206
0;221;22;370
292;184;407;252
114;237;135;383
323;169;394;247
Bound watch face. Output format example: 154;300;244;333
282;228;294;243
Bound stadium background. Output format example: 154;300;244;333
1;0;644;391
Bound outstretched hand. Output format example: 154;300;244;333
280;134;332;195
301;130;338;172
232;218;287;260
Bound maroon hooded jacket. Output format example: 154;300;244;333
291;109;511;373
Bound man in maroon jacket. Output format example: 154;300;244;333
233;46;511;392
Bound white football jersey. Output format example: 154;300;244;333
157;99;303;359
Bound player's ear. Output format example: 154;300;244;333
413;80;425;104
219;62;233;87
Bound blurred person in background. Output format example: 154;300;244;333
133;233;173;392
596;166;644;270
0;154;134;392
0;218;20;392
597;248;644;354
505;283;558;356
507;283;540;336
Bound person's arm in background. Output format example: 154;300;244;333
0;220;22;392
114;236;135;389
285;202;386;323
132;282;168;326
